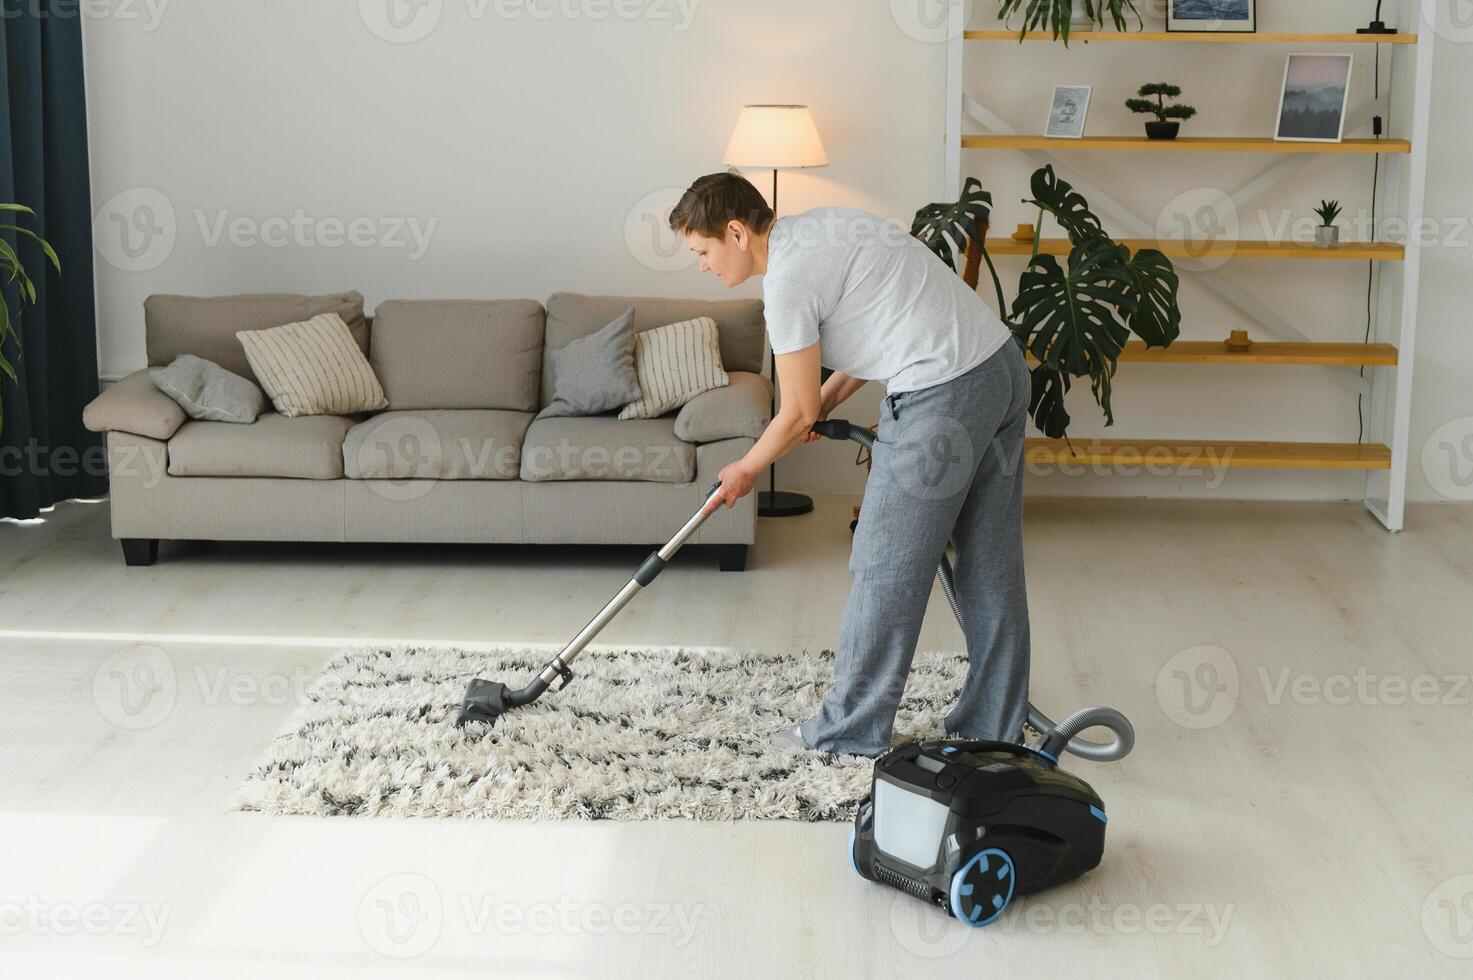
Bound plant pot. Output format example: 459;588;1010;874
1145;122;1180;141
1315;225;1340;249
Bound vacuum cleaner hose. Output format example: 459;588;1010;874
811;418;1135;763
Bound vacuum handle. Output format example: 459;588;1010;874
811;419;853;442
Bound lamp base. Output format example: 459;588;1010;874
759;490;814;518
1356;22;1397;34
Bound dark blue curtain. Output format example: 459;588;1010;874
0;0;105;519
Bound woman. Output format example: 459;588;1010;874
670;172;1031;758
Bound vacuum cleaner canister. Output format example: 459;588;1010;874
850;739;1107;927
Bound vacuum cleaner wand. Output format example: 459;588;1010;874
456;481;727;727
811;418;1135;763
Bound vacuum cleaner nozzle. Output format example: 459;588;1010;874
456;678;514;727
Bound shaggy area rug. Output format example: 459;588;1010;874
236;644;972;821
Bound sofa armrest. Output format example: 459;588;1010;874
83;369;187;441
673;371;773;444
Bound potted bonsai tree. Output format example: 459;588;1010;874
1314;200;1343;249
1126;83;1197;140
999;0;1141;44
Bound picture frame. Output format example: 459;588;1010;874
1166;0;1256;33
1274;53;1354;144
1044;85;1091;140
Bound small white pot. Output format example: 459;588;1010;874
1315;225;1340;249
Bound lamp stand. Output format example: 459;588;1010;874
758;166;815;519
1357;1;1397;32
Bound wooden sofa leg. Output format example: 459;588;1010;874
121;539;159;567
716;544;749;572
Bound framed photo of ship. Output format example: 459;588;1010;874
1166;0;1257;33
1045;85;1091;139
1274;53;1353;143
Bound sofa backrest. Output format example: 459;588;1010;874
144;292;368;383
370;299;545;412
541;293;765;410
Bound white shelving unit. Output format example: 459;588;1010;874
944;0;1437;532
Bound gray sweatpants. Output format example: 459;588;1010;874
800;342;1032;756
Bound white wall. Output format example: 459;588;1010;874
82;0;1473;505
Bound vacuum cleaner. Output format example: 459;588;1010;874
811;418;1135;928
454;418;1134;929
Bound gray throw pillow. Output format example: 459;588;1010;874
537;307;642;419
150;354;266;424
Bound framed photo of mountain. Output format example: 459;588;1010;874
1167;0;1256;33
1275;53;1353;143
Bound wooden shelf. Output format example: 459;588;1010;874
1122;341;1397;365
1027;342;1398;366
987;238;1405;262
966;30;1418;44
963;135;1410;155
1025;439;1392;470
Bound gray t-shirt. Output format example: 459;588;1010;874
763;207;1011;393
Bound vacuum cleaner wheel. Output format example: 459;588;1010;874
949;848;1016;928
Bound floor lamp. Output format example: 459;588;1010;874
723;104;829;518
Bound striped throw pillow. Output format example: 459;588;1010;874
236;313;388;418
618;317;730;421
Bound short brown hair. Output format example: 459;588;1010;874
668;171;775;239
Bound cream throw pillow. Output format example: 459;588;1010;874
237;313;388;418
618;316;730;420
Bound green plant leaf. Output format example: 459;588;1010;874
1123;247;1182;348
911;177;993;273
0;204;35;214
1029;364;1073;440
1011;238;1135;431
0;224;61;273
1025;166;1105;246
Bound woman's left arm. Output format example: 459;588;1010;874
710;343;823;510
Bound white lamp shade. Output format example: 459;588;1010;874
723;105;829;170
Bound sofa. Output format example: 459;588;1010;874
82;291;772;571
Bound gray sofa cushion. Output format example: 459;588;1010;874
150;355;266;424
542;293;764;410
370;299;545;412
519;416;696;483
343;410;534;481
167;413;355;480
145;292;367;383
537;308;641;419
83;370;188;441
673;371;773;442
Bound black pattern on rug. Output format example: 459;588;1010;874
236;645;971;821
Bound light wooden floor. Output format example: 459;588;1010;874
2;496;1472;978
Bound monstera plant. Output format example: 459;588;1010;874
0;204;61;433
912;168;1182;441
998;0;1142;44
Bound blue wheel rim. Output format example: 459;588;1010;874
949;848;1015;928
849;827;862;877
